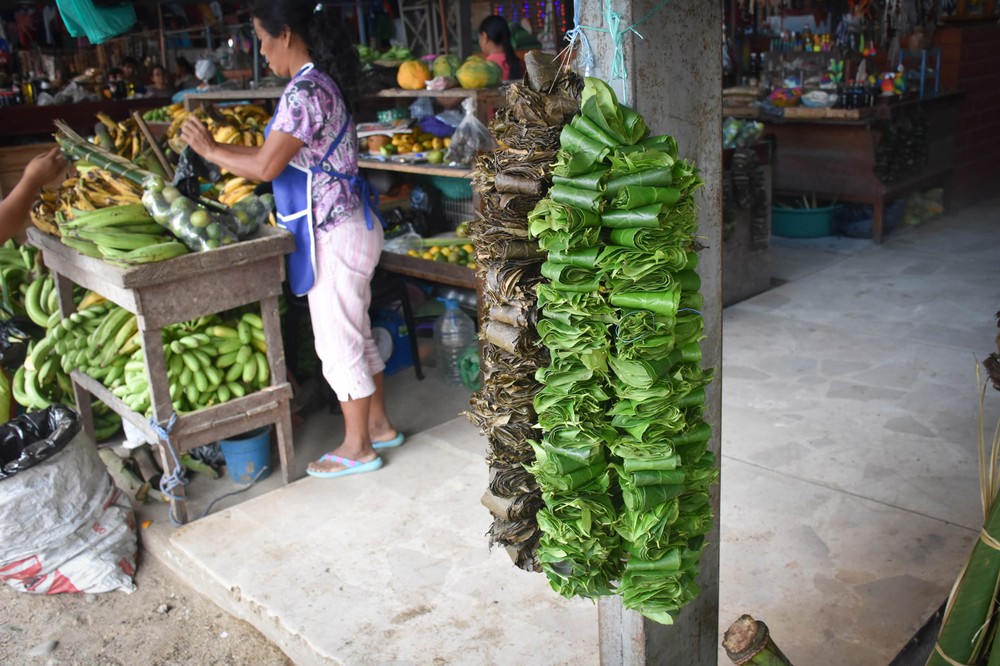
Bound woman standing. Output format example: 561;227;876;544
478;15;523;81
180;0;401;479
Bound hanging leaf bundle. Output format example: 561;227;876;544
466;53;584;572
527;77;717;624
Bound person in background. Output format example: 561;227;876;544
121;56;143;94
180;0;400;479
146;64;172;97
0;147;67;244
174;56;199;91
478;15;523;80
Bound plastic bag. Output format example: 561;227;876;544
0;316;44;372
0;404;79;481
409;97;434;119
142;183;240;251
383;226;423;254
444;97;498;165
0;410;138;595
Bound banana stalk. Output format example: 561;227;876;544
722;615;794;666
53;120;155;187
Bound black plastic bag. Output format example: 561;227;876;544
174;145;221;200
0;315;44;371
0;404;81;481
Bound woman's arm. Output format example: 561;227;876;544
180;116;303;182
0;147;67;244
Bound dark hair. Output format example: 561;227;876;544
479;15;522;80
252;0;362;110
176;56;194;76
122;56;138;68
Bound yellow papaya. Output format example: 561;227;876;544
457;58;502;89
397;60;431;90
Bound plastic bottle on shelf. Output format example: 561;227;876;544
433;297;476;386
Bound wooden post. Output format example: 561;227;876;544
579;0;723;663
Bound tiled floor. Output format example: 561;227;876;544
136;200;1000;665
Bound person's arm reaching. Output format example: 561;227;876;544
179;116;303;182
0;147;67;244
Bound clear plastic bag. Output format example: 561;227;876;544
444;97;498;166
142;184;239;252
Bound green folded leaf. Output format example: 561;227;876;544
548;247;600;268
613;185;682;210
557;125;610;175
552;167;609;193
550;183;605;213
610;290;681;316
602;204;665;229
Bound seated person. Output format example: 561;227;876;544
174;56;199;91
146;64;172;97
478;16;524;81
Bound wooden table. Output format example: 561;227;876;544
764;93;961;242
27;226;297;524
378;251;477;290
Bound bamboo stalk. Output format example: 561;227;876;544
723;615;794;666
53;120;155;187
131;111;175;181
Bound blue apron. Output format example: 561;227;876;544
265;64;385;296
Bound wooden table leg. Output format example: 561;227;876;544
52;271;97;439
260;296;296;482
872;199;884;244
140;320;188;524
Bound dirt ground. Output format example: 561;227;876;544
0;550;291;666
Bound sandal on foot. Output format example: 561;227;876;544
306;453;383;479
372;433;405;450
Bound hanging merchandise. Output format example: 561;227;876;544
526;77;716;624
55;0;136;46
467;52;583;572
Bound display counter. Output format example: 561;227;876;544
27;226;297;525
0;98;163;141
763;92;962;242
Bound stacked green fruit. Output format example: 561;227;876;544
0;240;43;318
141;106;171;123
16;298;123;440
59;203;189;266
113;311;270;416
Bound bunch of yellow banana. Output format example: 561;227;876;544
93;112;148;162
58;203;189;266
211;124;266;148
216;176;259;206
29;190;61;236
113;311;270;416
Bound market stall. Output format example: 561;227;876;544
724;0;963;242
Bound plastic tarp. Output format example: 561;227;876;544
56;0;136;45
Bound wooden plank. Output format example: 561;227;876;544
28;230;140;311
378;250;477;289
183;87;285;111
71;369;155;440
168;384;293;439
782;106;875;120
376;87;505;102
28;226;295;292
359;157;473;178
133;258;285;328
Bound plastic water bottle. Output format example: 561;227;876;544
433;297;476;385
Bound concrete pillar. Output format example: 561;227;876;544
576;1;723;664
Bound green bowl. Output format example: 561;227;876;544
771;205;836;238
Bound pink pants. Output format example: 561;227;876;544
307;209;385;401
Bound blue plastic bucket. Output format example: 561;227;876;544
219;427;271;483
771;205;837;238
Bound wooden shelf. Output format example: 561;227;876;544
378;251;476;290
26;226;298;525
359;156;472;178
375;87;505;103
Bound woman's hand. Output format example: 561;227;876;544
180;116;216;157
23;147;68;189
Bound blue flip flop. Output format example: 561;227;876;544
307;453;383;479
372;432;405;450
